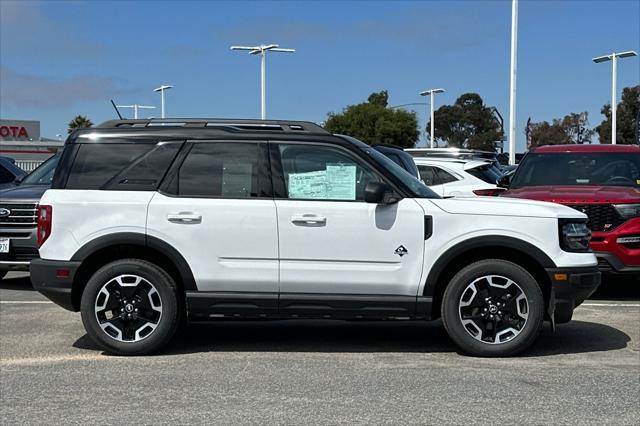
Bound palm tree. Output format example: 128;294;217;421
68;115;94;134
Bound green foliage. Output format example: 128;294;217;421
429;93;504;151
529;112;595;147
67;115;94;134
597;85;640;144
324;90;420;148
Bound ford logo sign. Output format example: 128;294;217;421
0;208;10;218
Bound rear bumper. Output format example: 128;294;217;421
30;258;81;311
546;265;601;324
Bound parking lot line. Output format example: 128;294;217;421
0;301;53;304
582;302;640;307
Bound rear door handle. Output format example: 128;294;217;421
167;213;202;224
291;214;327;226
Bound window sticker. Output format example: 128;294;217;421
326;163;356;200
288;170;329;199
287;163;357;200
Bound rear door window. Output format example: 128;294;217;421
170;142;267;198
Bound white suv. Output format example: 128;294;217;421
31;119;601;357
412;157;499;197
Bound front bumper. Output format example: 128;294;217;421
590;218;640;273
545;265;601;324
0;227;39;272
30;258;81;311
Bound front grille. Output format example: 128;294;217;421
0;203;37;227
565;204;626;232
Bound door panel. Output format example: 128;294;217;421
147;141;278;293
273;142;426;296
148;195;278;292
276;198;426;296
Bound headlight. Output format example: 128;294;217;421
559;220;591;252
613;204;640;219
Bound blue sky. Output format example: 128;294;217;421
1;0;638;150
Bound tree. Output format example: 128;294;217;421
596;85;640;144
324;91;420;148
528;112;595;147
529;112;595;147
68;115;94;134
428;93;503;151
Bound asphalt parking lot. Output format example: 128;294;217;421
1;272;639;425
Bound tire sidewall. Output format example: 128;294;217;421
442;259;544;357
80;259;179;355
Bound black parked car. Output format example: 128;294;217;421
0;154;59;280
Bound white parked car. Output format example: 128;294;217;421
413;157;501;197
31;118;600;357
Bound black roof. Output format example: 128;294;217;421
97;118;328;133
67;118;342;144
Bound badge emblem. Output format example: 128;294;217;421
0;208;10;218
394;245;408;257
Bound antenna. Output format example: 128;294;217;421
110;100;123;120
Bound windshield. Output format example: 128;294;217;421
21;155;59;186
511;152;640;188
363;148;439;198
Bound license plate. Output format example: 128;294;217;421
0;238;8;253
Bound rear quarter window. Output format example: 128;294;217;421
65;143;181;190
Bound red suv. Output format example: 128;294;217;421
500;144;640;275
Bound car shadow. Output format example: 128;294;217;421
72;319;631;357
0;275;35;291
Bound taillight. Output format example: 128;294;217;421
37;205;52;247
473;188;506;196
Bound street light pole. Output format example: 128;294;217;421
261;50;266;120
593;51;637;145
231;44;295;120
153;85;173;119
117;104;156;119
508;0;518;165
419;88;445;148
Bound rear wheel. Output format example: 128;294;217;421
442;259;544;357
80;259;180;355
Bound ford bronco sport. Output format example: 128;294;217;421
31;119;600;356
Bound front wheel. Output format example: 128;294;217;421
442;259;544;357
80;259;180;355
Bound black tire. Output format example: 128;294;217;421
441;259;544;357
80;259;180;355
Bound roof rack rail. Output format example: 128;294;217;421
96;118;330;134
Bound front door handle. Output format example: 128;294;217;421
167;213;202;224
291;214;327;226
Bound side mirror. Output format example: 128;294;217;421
497;174;511;189
14;174;25;184
364;181;399;204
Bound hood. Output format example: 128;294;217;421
424;195;586;220
0;184;49;202
502;185;640;204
